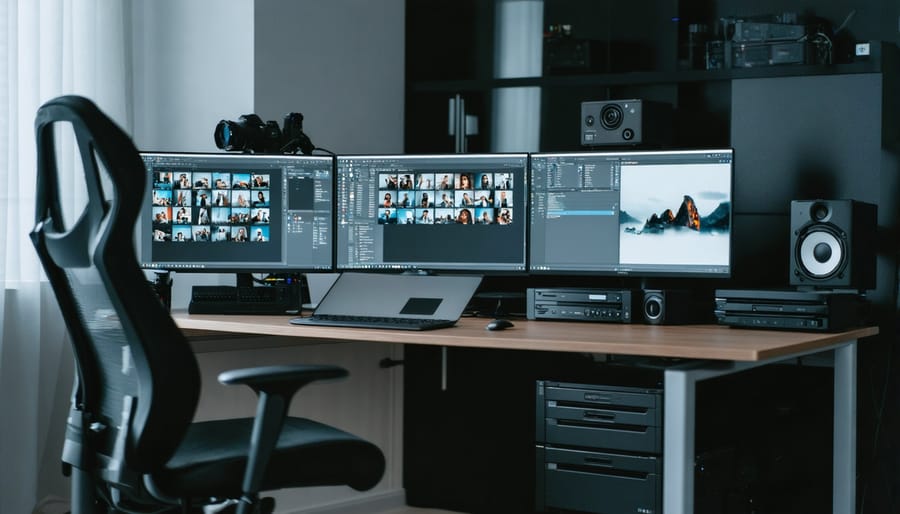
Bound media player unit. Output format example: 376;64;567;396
527;288;638;323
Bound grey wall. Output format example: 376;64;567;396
130;0;257;305
131;0;255;153
133;0;408;156
254;0;405;154
131;0;406;306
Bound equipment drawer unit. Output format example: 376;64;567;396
536;381;663;454
536;445;661;514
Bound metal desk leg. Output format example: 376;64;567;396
663;368;695;514
663;363;729;514
663;341;857;514
834;341;857;514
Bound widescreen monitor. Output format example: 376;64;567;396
529;149;733;277
137;152;334;272
335;153;529;272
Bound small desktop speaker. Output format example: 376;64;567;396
789;199;877;290
642;289;712;325
580;99;672;147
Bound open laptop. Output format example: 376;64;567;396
290;272;483;330
302;272;340;310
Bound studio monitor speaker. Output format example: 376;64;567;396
580;99;672;147
789;199;877;290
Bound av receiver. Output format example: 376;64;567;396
526;288;638;323
714;288;869;331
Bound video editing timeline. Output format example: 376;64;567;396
530;149;733;277
336;153;528;272
138;152;334;271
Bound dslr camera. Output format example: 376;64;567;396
214;112;315;154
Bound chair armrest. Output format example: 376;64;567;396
218;364;348;396
217;364;349;514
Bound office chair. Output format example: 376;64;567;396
31;95;385;514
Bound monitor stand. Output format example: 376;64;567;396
402;269;436;276
473;291;526;318
235;272;255;288
151;270;172;311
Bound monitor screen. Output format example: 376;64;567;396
529;149;733;277
137;152;334;272
335;153;528;272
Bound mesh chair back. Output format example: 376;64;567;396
31;96;200;481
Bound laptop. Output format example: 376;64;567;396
290;272;483;330
302;272;340;310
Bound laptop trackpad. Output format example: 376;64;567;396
400;298;443;315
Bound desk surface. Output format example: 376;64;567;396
172;311;878;362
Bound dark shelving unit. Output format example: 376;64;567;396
403;2;900;513
405;0;898;154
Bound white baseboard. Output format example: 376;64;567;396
280;490;406;514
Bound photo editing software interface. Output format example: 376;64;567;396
138;152;334;271
336;153;528;272
530;149;733;276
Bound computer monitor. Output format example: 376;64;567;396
335;153;528;272
137;152;334;272
529;149;733;277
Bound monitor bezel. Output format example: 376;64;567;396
137;151;336;274
527;148;735;279
334;152;531;276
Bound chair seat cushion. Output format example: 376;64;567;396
150;417;385;499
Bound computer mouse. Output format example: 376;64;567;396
486;318;514;331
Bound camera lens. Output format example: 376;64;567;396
600;104;623;130
215;120;242;151
215;114;270;152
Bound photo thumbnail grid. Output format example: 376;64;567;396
376;171;514;225
151;169;272;244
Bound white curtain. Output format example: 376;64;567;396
0;1;130;512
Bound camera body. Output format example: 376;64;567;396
215;112;315;154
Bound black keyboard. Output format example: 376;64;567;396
189;285;298;315
290;314;456;331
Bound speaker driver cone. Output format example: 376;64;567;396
642;291;664;324
797;228;844;278
600;104;624;130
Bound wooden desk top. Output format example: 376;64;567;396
172;311;878;362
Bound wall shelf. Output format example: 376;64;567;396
410;60;885;93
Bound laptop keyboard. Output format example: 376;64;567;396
290;313;457;331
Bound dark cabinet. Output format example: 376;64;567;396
402;345;655;514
